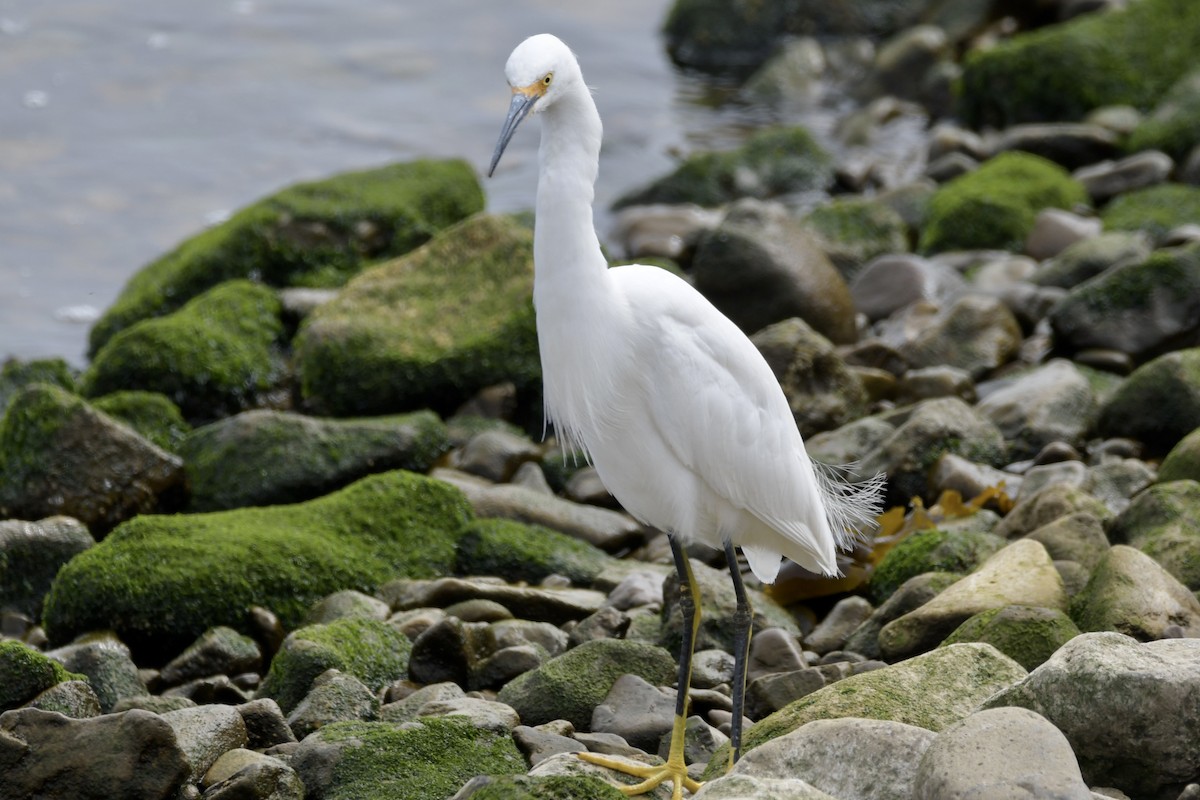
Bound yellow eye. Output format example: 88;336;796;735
543;73;553;86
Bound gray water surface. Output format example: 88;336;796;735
0;0;761;365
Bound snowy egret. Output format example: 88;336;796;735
488;34;884;798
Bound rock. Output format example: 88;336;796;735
496;638;676;729
384;576;605;627
202;749;304;800
859;396;1007;505
257;617;412;714
746;668;827;719
160;626;262;688
45;639;145;714
443;599;513;624
994;482;1113;540
866;24;949;106
929;453;1021;502
0;707;190;799
610;204;722;262
1074;151;1174;202
1159;427;1200;483
942;605;1081;670
453;429;542;483
658;714;727;768
706;643;1027;778
925;151;978;182
898;366;976;403
804;596;873;655
740;37;827;110
161;704;249;784
607;572;664;611
902;295;1023;379
918;152;1087;254
994;122;1120;170
419;696;520;735
693;774;838;799
1051;243;1200;359
28;680;102;719
750;317;867;438
731;717;936;800
868;526;1004;605
615;128;833;208
879;540;1067;660
295;214;539;416
1070;545;1200;639
113;695;197;714
986;632;1200;799
0;517;93;617
1018;461;1087;501
286;669;379;739
801;196;909;283
1128;68;1200;162
914;706;1092;799
511;724;586;766
237;698;296;750
180;409;449;511
847;573;961;659
0;384;185;535
746;627;807;682
379;682;465;725
0;357;76;416
689;201;855;343
850;254;966;322
805;415;897;468
0;640;84;711
1082;458;1156;517
1033;231;1151;290
1102;184;1200;245
290;718;524;800
590;674;675;752
406;617;488;688
1025;208;1102;260
1097;348;1200;453
163;674;250;706
454;773;628;800
976;359;1096;459
91;390;190;454
1026;511;1111;571
454;517;614;585
42;470;470;661
527;751;673;798
306;590;391;626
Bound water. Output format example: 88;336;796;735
0;0;765;366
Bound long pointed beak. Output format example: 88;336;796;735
487;91;538;178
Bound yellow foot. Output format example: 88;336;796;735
576;751;702;799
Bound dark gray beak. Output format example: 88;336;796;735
487;92;538;177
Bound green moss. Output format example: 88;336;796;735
868;528;1005;604
313;718;525;800
0;640;86;710
82;280;285;423
1101;185;1200;244
258;617;412;713
455;518;612;585
89;160;484;356
465;775;627;800
41;470;472;662
614;126;833;208
1097;348;1200;453
91;391;191;453
1128;69;1200;161
295;214;539;416
959;0;1200;127
0;358;76;415
1109;480;1200;590
919;152;1088;254
1159;428;1200;483
803;197;910;281
941;605;1079;671
181;410;451;511
0;383;86;499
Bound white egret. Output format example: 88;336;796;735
488;34;884;798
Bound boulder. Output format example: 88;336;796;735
902;295;1023;379
976;359;1096;459
941;605;1080;671
0;640;84;711
1070;544;1200;639
0;517;93;617
90;390;190;453
1110;480;1200;590
1097;348;1200;453
1101;184;1200;244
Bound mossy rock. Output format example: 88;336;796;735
614;126;833;209
0;357;75;415
0;517;94;619
82;280;285;423
0;640;85;711
295;214;539;416
958;0;1200;128
91;391;191;453
496;638;676;729
455;518;612;586
89;160;484;356
1032;231;1151;290
461;775;627;800
41;470;473;661
294;718;525;800
1101;184;1200;244
257;617;412;713
1159;428;1200;483
1128;68;1200;161
180;409;451;511
1109;480;1200;592
918;152;1087;254
868;527;1005;605
802;197;910;282
1097;348;1200;454
941;605;1080;671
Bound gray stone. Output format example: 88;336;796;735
867;25;949;104
994;123;1120;169
46;639;146;714
693;774;838;799
237;698;296;750
453;429;542;483
925;152;978;182
512;724;585;766
746;668;826;719
27;679;102;719
163;674;251;706
285;669;379;740
658;714;728;767
407;616;489;688
1025;208;1102;261
1018;461;1087;502
305;590;390;625
380;681;466;725
930;454;1022;503
1026;512;1110;571
564;465;616;507
1071;545;1200;640
850;254;966;322
805;415;897;469
203;751;304;800
160;626;262;688
112;694;197;714
418;696;521;735
915;706;1092;799
986;632;1200;799
977;359;1096;459
741;37;827;110
1082;458;1156;517
443;598;513;623
568;606;631;647
1033;231;1150;290
846;572;962;659
161;704;249;784
1075;150;1174;202
591;674;675;752
903;295;1023;379
994;483;1113;540
610;203;722;262
384;576;606;628
899;365;976;403
0;517;93;618
0;707;189;800
607;571;664;611
511;461;554;495
805;596;873;655
527;751;674;798
1111;479;1200;591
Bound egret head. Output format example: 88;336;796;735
488;34;580;177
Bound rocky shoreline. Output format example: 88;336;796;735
4;0;1200;798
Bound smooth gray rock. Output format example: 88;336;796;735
27;680;102;719
159;626;262;688
994;123;1120;169
1033;231;1150;290
305;590;391;625
512;724;585;766
161;704;249;784
1071;545;1200;640
202;749;304;800
237;698;296;750
851;254;966;322
902;295;1023;379
1025;512;1110;571
1074;151;1174;202
453;429;542;482
417;696;521;735
805;596;873;655
46;639;146;714
694;774;838;799
1024;208;1101;261
0;517;93;618
591;673;675;752
976;359;1096;459
380;681;466;725
286;669;379;740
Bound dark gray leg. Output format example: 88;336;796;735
723;539;752;768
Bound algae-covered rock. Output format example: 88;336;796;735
1127;68;1200;162
941;605;1080;671
454;518;613;586
91;390;191;453
919;152;1088;254
801;197;909;283
976;359;1096;460
41;470;472;660
258;617;412;714
1032;231;1151;290
496;638;676;729
1097;348;1200;453
0;357;75;415
1070;545;1200;640
615;127;833;208
291;717;525;800
958;0;1200;128
0;640;85;711
1101;184;1200;244
705;643;1027;779
457;774;627;800
0;383;186;534
0;517;94;618
82;280;285;423
902;295;1023;379
89;160;483;355
1159;428;1200;483
295;214;538;416
1109;480;1200;591
868;528;1004;605
180;409;451;511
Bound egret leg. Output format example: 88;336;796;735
577;535;703;799
723;539;752;770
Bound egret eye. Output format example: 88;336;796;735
543;73;553;86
